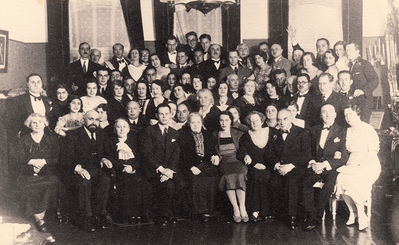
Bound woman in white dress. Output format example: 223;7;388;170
127;48;146;82
335;104;381;231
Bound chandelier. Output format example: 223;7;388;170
160;0;240;14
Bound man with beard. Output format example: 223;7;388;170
64;110;112;232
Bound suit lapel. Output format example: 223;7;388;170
325;124;338;147
299;96;310;118
315;125;322;153
24;94;34;115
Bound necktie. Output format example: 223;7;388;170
83;60;87;73
163;127;168;136
323;126;331;130
234;67;238;74
31;94;42;101
90;132;96;143
322;95;327;103
101;87;105;94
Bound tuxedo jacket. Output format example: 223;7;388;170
7;93;51;137
219;65;252;85
350;57;379;99
97;85;113;101
103;134;142;173
199;59;227;81
64;127;106;173
126;114;148;136
160;51;176;66
65;59;100;95
292;92;320;128
309;123;349;170
107;56;129;71
141;124;181;179
315;92;349;127
274;125;312;168
178;128;218;177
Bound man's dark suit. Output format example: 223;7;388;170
271;125;312;217
127;114;148;137
170;64;191;77
302;123;348;223
350;57;379;122
160;51;177;67
292;92;320;128
106;57;129;72
315;92;349;127
199;59;227;81
97;85;113;101
141;124;181;219
64;127;111;218
218;65;252;85
7;93;51;138
65;59;100;95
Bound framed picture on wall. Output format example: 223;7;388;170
0;29;9;73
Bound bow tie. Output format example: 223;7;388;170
118;59;124;64
212;60;220;64
30;94;42;101
169;51;176;55
322;126;331;130
282;130;290;134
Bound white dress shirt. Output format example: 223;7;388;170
80;58;89;72
30;94;46;116
168;51;177;64
319;124;332;149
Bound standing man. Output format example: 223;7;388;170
236;43;250;67
142;103;181;225
65;42;99;95
160;35;179;68
346;42;379;122
105;43;129;73
302;104;349;231
219;50;251;85
95;67;112;100
270;43;292;77
90;49;102;65
199;44;227;81
199;34;212;61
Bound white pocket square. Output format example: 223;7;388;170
171;139;176;142
333;137;340;143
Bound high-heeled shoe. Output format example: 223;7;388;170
233;215;242;223
346;212;356;226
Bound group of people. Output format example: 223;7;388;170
6;29;381;235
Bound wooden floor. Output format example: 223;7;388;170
1;182;398;245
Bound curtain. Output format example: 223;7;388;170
173;4;223;45
342;0;362;49
47;0;69;94
69;0;131;63
120;0;145;49
288;0;343;56
222;4;240;51
269;0;289;58
154;0;174;54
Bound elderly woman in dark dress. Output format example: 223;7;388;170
233;79;260;122
237;111;279;222
17;113;60;232
103;118;151;224
178;113;219;222
215;111;248;223
197;88;221;133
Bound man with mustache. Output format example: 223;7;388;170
65;42;101;95
64;110;112;232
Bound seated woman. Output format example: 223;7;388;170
300;52;322;95
49;83;70;129
178;113;219;222
259;80;288;111
335;104;381;231
134;80;151;116
233;80;260;122
215;111;248;223
140;48;150;67
104;118;151;224
150;53;170;82
227;106;248;133
126;48;146;82
144;80;166;125
171;83;189;106
164;72;178;100
264;103;280;129
107;80;129;124
17;113;60;232
215;82;234;112
324;49;340;92
54;96;84;137
206;76;218;95
249;51;271;92
237;111;278;222
197;88;221;133
80;79;107;112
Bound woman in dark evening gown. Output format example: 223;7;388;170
178;113;219;222
215;111;248;223
17;113;60;232
49;83;70;129
233;80;260;123
237;111;279;222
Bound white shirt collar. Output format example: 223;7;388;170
84;127;96;140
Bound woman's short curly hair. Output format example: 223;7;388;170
245;111;266;128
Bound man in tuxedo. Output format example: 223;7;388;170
143;67;157;85
303;104;349;230
7;73;51;138
199;44;226;81
124;77;136;101
338;70;368;121
271;43;292;77
181;31;201;63
273;109;312;230
271;69;288;95
187;47;204;76
317;73;349;127
65;42;100;95
199;33;211;61
346;42;379;122
104;43;129;73
90;49;102;65
160;35;178;68
236;43;250;67
171;49;191;77
65;110;112;232
126;101;147;136
292;73;320;128
142;103;181;225
219;50;251;85
95;67;112;100
283;75;298;98
226;73;241;100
